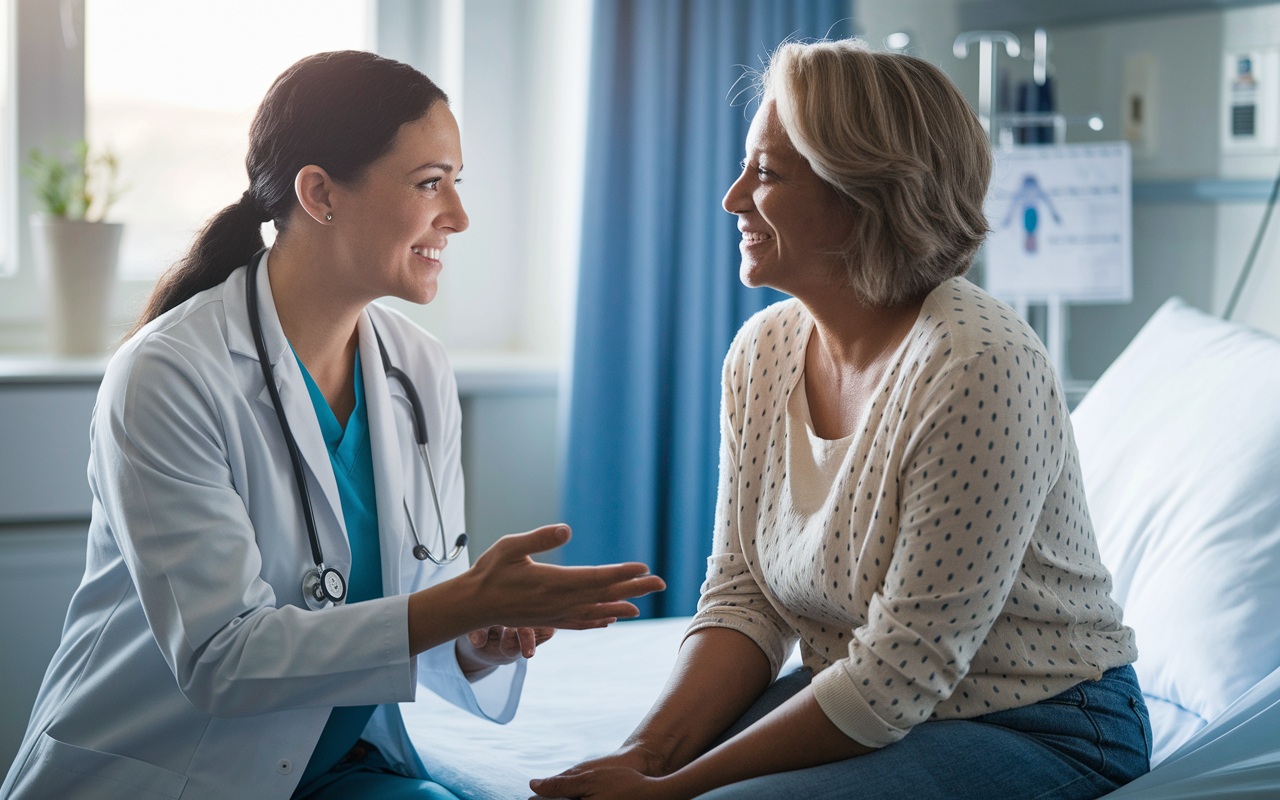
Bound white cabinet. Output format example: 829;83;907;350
0;525;91;765
0;358;102;771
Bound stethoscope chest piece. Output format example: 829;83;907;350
302;565;347;610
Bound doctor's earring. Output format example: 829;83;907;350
325;213;333;222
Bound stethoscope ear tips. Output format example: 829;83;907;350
413;544;430;561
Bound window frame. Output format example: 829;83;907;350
0;0;86;347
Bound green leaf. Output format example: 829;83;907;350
23;140;127;220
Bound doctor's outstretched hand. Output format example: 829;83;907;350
407;525;665;659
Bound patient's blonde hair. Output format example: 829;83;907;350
763;39;991;307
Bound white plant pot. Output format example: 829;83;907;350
30;215;124;356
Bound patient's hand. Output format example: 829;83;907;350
544;744;667;780
530;766;673;800
532;744;672;799
456;626;555;675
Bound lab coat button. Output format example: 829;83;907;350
277;759;293;774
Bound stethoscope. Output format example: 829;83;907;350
245;250;467;611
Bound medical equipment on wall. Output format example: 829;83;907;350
246;251;468;611
1222;49;1279;153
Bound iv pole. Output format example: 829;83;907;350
954;29;1071;378
953;31;1021;136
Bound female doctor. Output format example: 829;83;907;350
1;51;664;800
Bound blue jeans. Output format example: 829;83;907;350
697;665;1152;800
291;741;460;800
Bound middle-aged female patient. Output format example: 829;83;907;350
1;51;663;800
533;39;1150;800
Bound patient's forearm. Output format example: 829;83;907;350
622;628;773;774
662;684;872;798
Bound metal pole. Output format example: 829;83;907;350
1049;104;1071;378
954;32;1021;138
978;38;993;134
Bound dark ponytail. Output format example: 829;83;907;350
129;51;447;337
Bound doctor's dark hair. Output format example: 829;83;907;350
129;50;447;337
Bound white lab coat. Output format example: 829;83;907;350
1;250;524;800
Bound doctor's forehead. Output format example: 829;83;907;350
390;105;463;169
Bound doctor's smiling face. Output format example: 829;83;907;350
304;100;469;306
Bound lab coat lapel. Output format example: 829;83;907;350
358;310;408;596
235;250;350;564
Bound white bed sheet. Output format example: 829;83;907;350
403;618;706;800
1144;696;1206;767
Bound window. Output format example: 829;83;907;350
86;0;373;279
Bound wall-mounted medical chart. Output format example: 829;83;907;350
983;143;1132;303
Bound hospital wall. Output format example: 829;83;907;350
864;0;1280;378
1023;7;1280;375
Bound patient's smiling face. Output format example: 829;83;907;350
722;98;853;295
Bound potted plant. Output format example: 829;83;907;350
25;141;125;355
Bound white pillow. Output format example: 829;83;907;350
1072;298;1280;758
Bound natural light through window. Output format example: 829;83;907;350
86;0;372;279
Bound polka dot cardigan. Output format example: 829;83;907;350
685;277;1137;748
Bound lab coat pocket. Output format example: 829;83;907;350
9;731;188;800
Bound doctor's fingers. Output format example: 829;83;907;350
539;563;666;596
542;577;664;621
491;525;573;559
516;626;555;654
583;571;667;603
468;626;534;657
515;627;536;658
498;626;527;658
469;626;503;648
553;601;642;628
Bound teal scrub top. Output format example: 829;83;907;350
292;348;385;790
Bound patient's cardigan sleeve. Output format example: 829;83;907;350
684;322;798;678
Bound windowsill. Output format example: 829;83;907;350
450;352;560;395
0;274;155;354
0;351;561;395
0;355;111;385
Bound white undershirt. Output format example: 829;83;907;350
786;377;856;514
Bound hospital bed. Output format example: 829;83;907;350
402;296;1280;799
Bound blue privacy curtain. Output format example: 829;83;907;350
562;0;854;617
